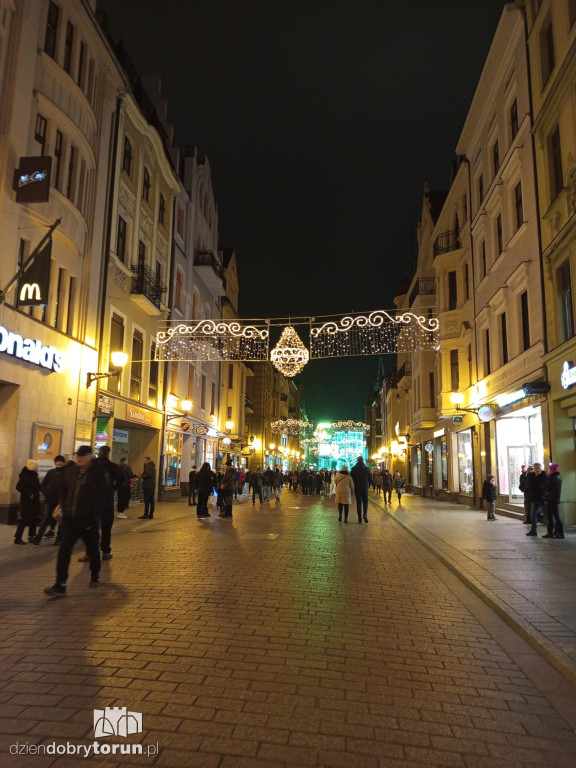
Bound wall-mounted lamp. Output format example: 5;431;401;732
87;351;128;387
450;392;495;422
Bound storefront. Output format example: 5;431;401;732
494;402;543;506
455;428;474;497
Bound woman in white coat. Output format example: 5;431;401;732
334;465;355;523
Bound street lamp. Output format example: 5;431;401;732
86;351;128;387
450;392;495;421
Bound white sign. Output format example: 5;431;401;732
478;406;494;422
561;361;576;390
424;443;434;452
0;324;63;372
113;429;129;443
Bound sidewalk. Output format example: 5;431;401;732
369;490;576;687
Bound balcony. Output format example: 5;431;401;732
194;250;226;296
398;361;412;382
433;229;460;258
130;265;167;315
244;395;254;413
409;277;435;306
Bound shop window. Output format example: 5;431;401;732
557;260;574;342
117;216;127;263
426;450;433;488
413;446;422;488
521;291;530;350
510;99;519;140
457;429;473;495
165;430;183;488
44;1;59;59
130;329;143;401
63;20;73;73
441;437;448;490
149;341;158;406
122;136;132;176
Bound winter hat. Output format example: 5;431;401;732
26;459;38;471
76;445;93;457
341;465;348;471
549;463;559;473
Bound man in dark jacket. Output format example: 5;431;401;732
350;456;373;524
117;457;135;518
34;455;66;543
526;463;547;537
188;465;198;506
95;446;121;559
382;469;393;504
139;457;156;519
543;463;564;539
44;446;110;597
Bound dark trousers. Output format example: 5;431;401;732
117;486;131;513
384;488;392;502
36;501;57;539
197;489;210;516
546;501;564;536
57;516;100;583
100;505;114;554
252;485;263;504
338;503;349;520
15;510;37;542
523;494;531;524
143;488;155;518
188;488;197;505
221;490;233;516
355;490;369;518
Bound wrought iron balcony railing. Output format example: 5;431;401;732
409;277;436;306
433;229;460;257
131;265;167;308
195;250;225;279
398;361;412;381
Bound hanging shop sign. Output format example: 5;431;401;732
477;406;495;422
452;415;464;424
98;394;114;415
560;362;576;390
14;156;52;203
196;425;208;435
424;443;434;452
16;237;52;307
0;323;63;372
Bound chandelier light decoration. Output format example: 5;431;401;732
269;326;309;377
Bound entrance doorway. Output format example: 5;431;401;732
507;445;535;504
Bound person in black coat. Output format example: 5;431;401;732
526;463;547;537
481;475;497;520
15;460;41;544
195;462;216;518
34;455;66;543
188;465;198;506
350;456;373;524
543;463;564;539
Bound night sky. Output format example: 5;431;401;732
97;0;505;421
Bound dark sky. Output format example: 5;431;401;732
97;0;505;421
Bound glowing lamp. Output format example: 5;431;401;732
180;399;192;411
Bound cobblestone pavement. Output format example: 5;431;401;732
1;491;576;768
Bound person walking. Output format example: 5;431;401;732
196;462;216;518
43;446;110;596
95;446;121;560
482;475;497;520
382;469;393;504
374;470;383;495
34;455;66;543
139;456;156;519
526;462;546;537
350;456;373;523
251;467;263;505
273;467;283;501
543;463;564;539
518;464;530;524
393;471;406;504
334;465;354;523
219;460;236;518
117;457;135;519
188;465;198;506
14;460;41;544
263;466;274;502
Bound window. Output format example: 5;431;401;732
108;313;125;393
492;141;500;176
558;261;574;342
77;41;85;88
569;0;576;28
66;276;76;335
170;361;178;394
550;125;563;199
468;343;473;384
44;1;59;58
210;382;216;415
201;374;207;410
540;16;555;86
159;193;165;225
176;204;184;237
117;216;127;263
63;21;73;73
149;341;158;406
138;240;146;268
187;364;194;400
510;99;519;139
130;330;143;401
478;174;484;204
53;267;65;329
35;114;47;154
496;214;503;254
481;240;487;278
175;269;183;312
122;136;132;176
429;372;435;409
54;130;63;188
450;349;459;391
464;262;469;301
142;167;150;202
520;291;530;351
228;365;234;388
485;329;491;375
501;313;508;365
227;406;233;421
514;182;523;230
66;145;76;200
448;271;457;311
192;291;198;319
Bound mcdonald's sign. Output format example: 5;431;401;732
17;237;51;308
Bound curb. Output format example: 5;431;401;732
369;495;576;689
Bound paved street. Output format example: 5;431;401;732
1;491;576;768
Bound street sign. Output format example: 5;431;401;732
452;415;463;424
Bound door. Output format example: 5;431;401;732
507;445;535;503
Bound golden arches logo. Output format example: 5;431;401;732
19;283;41;302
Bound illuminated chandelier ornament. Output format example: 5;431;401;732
270;326;309;377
